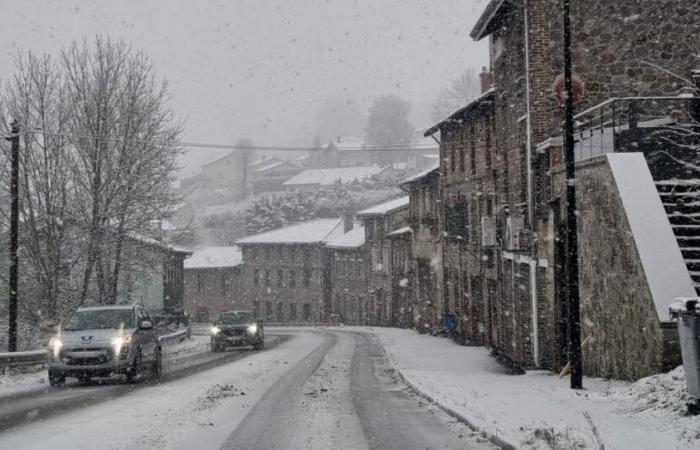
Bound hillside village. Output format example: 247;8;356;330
182;0;700;384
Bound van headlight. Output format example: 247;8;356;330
247;324;257;335
48;337;63;358
111;335;132;357
211;326;221;335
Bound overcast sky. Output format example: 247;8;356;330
0;0;489;176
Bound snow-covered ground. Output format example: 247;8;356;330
344;326;700;450
0;331;324;449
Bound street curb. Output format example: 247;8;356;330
393;366;517;450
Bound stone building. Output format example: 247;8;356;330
400;166;442;331
249;160;303;194
323;220;367;325
387;226;413;328
236;219;344;323
458;0;700;378
183;246;244;322
357;197;410;326
424;89;497;345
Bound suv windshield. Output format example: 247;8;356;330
218;312;254;325
64;309;135;331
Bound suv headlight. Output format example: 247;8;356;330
247;324;257;335
48;337;63;358
211;326;221;335
111;335;132;357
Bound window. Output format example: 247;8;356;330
289;269;296;288
303;303;312;321
265;270;271;287
221;273;228;295
289;303;297;321
196;273;204;293
277;269;284;287
265;301;272;319
485;117;492;168
304;270;312;287
276;302;283;322
445;199;468;238
253;269;260;286
470;125;476;175
450;144;456;173
459;136;465;173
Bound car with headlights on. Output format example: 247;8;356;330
47;304;162;386
210;310;264;351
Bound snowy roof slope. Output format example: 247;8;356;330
251;160;301;173
357;196;409;216
400;163;440;185
283;166;383;186
236;218;343;245
184;246;242;269
607;153;696;319
326;136;365;151
387;226;412;237
325;225;366;248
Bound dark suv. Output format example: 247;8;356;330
210;310;264;351
47;304;162;386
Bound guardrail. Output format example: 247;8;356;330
0;349;48;370
158;328;190;345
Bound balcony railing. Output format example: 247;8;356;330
571;96;699;161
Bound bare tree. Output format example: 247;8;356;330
364;94;413;148
61;37;182;304
0;52;78;323
430;68;481;123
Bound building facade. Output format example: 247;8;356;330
183;247;245;322
236;219;344;323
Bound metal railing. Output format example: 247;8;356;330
0;349;48;370
571;96;699;161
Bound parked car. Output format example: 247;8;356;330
210;310;264;352
47;304;162;386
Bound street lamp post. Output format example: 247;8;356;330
562;0;583;389
5;120;20;353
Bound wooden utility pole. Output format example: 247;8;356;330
5;120;20;352
562;0;583;389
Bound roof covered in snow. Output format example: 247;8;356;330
470;0;509;41
357;196;410;217
400;163;440;186
326;136;365;151
236;218;343;245
325;224;366;249
283;166;384;186
251;160;301;173
184;246;242;269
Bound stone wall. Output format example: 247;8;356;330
553;155;675;380
183;266;244;322
240;244;325;322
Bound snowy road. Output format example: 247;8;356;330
0;329;494;449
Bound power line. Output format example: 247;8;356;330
15;128;439;152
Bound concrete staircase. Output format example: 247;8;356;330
656;179;700;295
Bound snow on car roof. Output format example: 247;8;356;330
236;218;344;245
283;166;383;186
325;224;366;248
184;246;242;269
357;196;409;216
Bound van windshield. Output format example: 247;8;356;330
64;309;135;331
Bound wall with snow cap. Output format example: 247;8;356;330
607;153;696;318
573;153;689;379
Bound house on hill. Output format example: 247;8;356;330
236;218;345;322
183;246;245;322
283;166;385;192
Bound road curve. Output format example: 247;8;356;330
222;330;490;450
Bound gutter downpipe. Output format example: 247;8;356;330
524;0;540;368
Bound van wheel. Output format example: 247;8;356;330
126;350;142;383
48;369;65;387
152;348;162;380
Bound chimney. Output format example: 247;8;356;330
479;66;493;93
342;211;354;233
